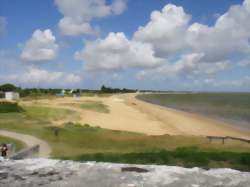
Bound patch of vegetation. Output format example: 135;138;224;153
61;147;250;171
0;102;24;113
0;83;19;92
0;135;26;152
137;93;250;128
23;106;80;121
1;99;249;171
67;100;110;113
100;85;137;94
80;101;109;113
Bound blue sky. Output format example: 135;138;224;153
0;0;250;91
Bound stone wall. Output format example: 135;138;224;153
9;145;40;160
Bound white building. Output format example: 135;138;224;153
5;92;20;101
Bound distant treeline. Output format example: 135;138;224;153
100;85;137;93
0;83;177;98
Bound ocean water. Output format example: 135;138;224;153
136;93;250;131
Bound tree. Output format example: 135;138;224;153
0;84;18;92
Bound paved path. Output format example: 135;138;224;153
0;130;51;158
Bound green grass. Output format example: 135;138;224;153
62;148;250;171
0;135;26;152
23;106;80;122
66;100;110;113
80;93;113;97
0;102;24;113
1;101;250;170
137;93;250;129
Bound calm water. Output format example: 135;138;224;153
137;93;250;131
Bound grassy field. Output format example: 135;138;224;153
137;93;250;129
64;100;110;113
24;106;80;122
0;135;26;152
1;101;250;170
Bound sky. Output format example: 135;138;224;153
0;0;250;91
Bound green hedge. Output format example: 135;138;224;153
61;147;250;171
0;102;24;113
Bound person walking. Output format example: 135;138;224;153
0;143;8;158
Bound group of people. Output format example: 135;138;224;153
0;143;8;158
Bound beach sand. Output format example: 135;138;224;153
20;93;250;139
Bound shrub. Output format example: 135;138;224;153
0;102;24;113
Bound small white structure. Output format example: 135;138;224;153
5;92;20;101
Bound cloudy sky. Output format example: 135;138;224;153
1;0;250;91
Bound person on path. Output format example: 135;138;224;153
0;143;8;158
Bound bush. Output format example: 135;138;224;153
61;148;250;171
0;102;24;113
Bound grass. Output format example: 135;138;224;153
137;93;250;129
23;106;80;122
1;101;250;170
0;102;24;113
61;148;250;171
65;100;110;113
0;135;26;152
80;93;113;97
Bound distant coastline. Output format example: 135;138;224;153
136;93;250;131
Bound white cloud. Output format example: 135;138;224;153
193;76;250;88
1;67;81;86
239;58;250;67
134;4;191;57
55;0;127;36
134;1;250;62
136;53;229;81
58;17;96;36
75;32;164;72
20;29;58;62
0;16;7;34
186;1;250;62
73;0;250;86
111;0;127;15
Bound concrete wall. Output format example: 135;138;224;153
10;145;40;160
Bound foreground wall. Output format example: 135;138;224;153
0;158;249;187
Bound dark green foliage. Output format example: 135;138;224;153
61;148;250;171
0;102;24;113
0;83;18;92
101;85;137;93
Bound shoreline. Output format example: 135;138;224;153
136;94;250;132
121;93;250;139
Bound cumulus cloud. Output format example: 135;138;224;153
239;58;250;67
74;0;250;86
186;2;250;62
75;32;164;72
134;1;250;62
55;0;127;36
0;16;7;34
193;76;250;88
136;53;229;81
1;67;81;86
134;4;191;57
20;29;58;62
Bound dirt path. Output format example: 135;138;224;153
0;130;51;158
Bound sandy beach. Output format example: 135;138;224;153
20;94;250;139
